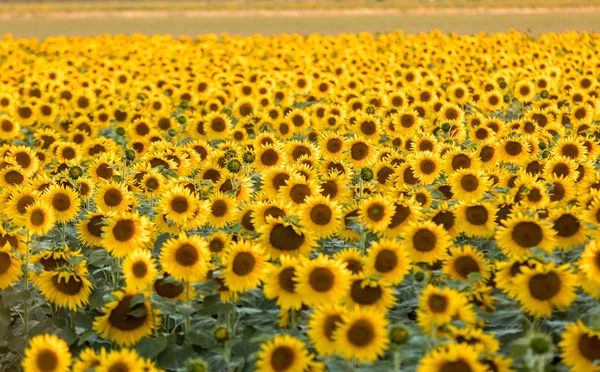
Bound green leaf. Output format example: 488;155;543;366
77;330;97;346
135;337;168;359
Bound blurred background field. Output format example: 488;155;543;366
1;0;600;38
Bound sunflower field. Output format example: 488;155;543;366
1;29;600;372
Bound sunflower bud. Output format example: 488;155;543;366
115;126;126;136
503;94;511;103
414;270;426;282
68;165;83;180
177;115;187;125
168;128;178;137
540;90;549;99
185;357;208;372
530;334;552;355
214;325;230;343
224;148;237;161
124;148;136;164
499;80;507;89
227;159;242;174
441;123;451;132
242;151;255;164
366;105;376;114
360;167;374;182
389;324;411;345
180;100;189;109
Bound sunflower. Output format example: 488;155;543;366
93;289;159;346
258;216;315;260
222;239;269;293
102;211;152;258
122;249;158;292
263;255;303;310
495;258;542;296
514;80;536;102
0;165;27;188
255;144;286;171
204;112;231;141
205;231;230;257
381;194;422;238
497;137;531;164
345;137;377;167
158;184;200;226
206;192;236;228
417;343;487;372
409;151;441;184
319;171;351;203
76;211;107;247
455;202;497;237
443;245;488;283
308;303;347;356
358;194;394;233
401;221;451;264
72;347;104;372
448;325;500;354
512;262;577;318
96;348;145;372
577;241;600;299
298;195;341;238
559;321;600;372
5;186;39;224
544;156;580;181
496;213;556;258
22;334;72;372
449;169;491;202
550;209;587;249
346;276;397;312
416;285;461;328
364;239;411;285
25;201;56;235
0;115;20;140
255;334;311;372
43;185;81;223
160;233;209;283
36;267;93;310
333;306;389;363
8;145;39;176
295;253;351;306
0;243;23;289
279;175;321;210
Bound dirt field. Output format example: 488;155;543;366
1;8;600;38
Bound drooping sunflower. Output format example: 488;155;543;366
43;185;81;223
263;255;303;310
449;169;491;202
364;239;411;285
295;253;351;306
333;306;389;363
358;194;394;233
22;334;72;372
513;262;577;318
25;201;56;236
443;245;488;283
448;325;500;354
401;221;451;265
455;202;497;238
93;289;159;346
496;213;557;258
416;343;487;372
76;211;108;247
298;195;341;238
559;321;600;372
222;239;269;293
36;266;93;311
308;303;347;356
258;217;315;260
159;233;209;283
255;334;311;372
122;249;158;292
0;243;23;289
102;211;152;258
495;258;542;297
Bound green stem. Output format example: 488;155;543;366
393;349;402;372
51;303;57;321
70;310;75;330
537;357;545;372
23;229;30;341
290;308;297;329
184;281;191;339
149;286;158;338
61;222;67;247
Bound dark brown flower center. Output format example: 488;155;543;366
366;203;385;222
5;170;24;185
309;267;334;292
278;267;296;293
452;154;472;170
113;220;135;242
171;196;189;214
154;275;184;298
36;349;59;372
87;215;105;238
211;117;226;132
505;141;523;156
465;205;488;226
420;159;436;174
132;261;148;278
0;252;12;275
323;314;343;341
578;333;600;362
326;138;343;153
350;280;382;305
428;294;448;313
232;252;256;276
511;221;543;248
439;360;473;372
211;200;228;217
453;256;480;279
269;224;304;252
310;204;332;225
460;174;480;192
108;295;148;331
30;209;46;226
260;149;279;166
374;249;397;273
270;346;294;372
103;189;123;207
347;319;375;347
528;271;561;301
552;214;580;238
413;229;437;252
52;275;83;295
388;204;410;229
175;243;199;266
17;195;35;214
351;142;369;161
290;184;311;204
